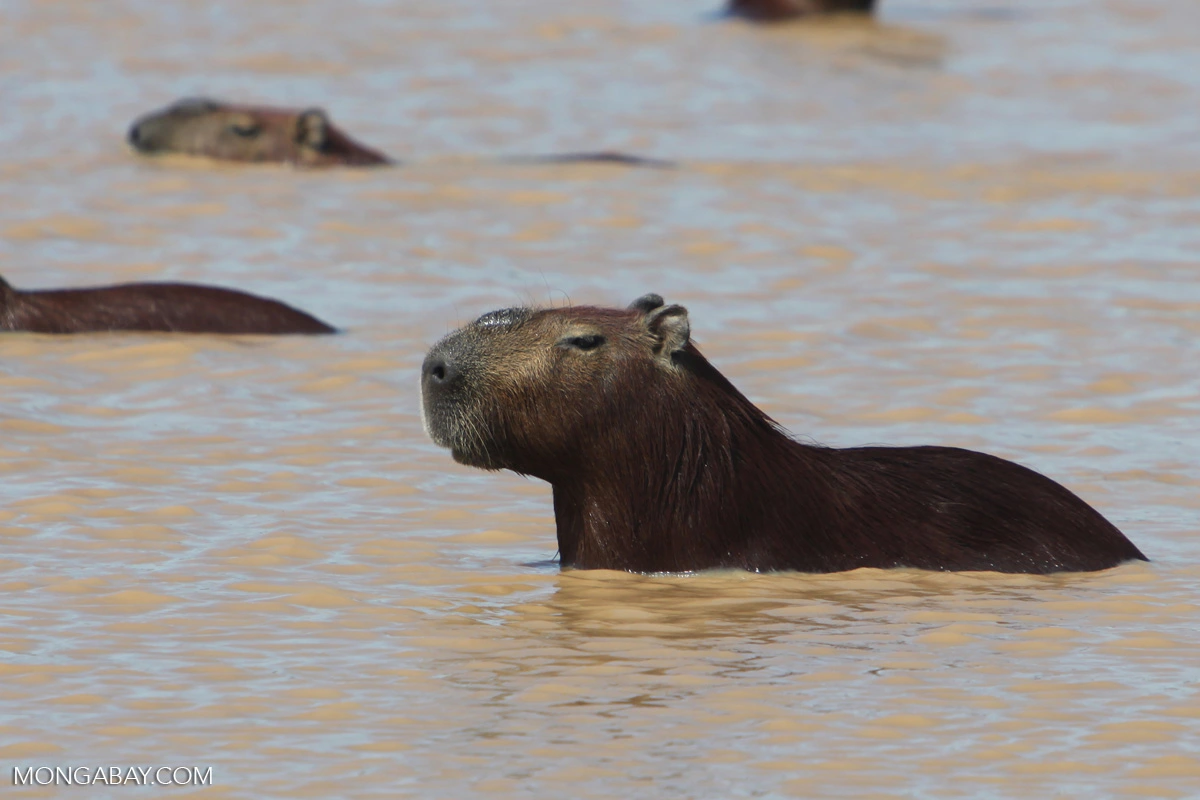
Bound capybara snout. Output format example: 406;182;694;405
129;98;219;151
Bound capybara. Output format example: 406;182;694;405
127;98;670;169
509;152;675;169
0;275;336;335
421;294;1147;575
128;98;390;167
727;0;876;21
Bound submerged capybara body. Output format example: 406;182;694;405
128;98;670;169
728;0;876;21
128;98;390;167
0;275;335;335
421;294;1147;575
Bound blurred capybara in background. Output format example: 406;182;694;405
728;0;876;21
421;294;1146;575
128;98;390;167
128;98;671;169
0;275;336;335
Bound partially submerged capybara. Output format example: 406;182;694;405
421;294;1147;575
0;275;335;335
727;0;876;21
128;98;390;167
128;98;671;169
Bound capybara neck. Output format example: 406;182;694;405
128;98;390;167
421;294;1147;575
728;0;876;21
548;345;813;570
0;274;336;335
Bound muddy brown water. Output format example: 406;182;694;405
2;0;1199;797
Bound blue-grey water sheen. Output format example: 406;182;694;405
1;0;1199;798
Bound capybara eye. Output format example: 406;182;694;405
229;123;260;138
565;334;605;351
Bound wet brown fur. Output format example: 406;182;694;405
0;275;336;335
128;98;390;167
421;295;1147;575
728;0;876;21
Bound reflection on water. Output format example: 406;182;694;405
2;0;1200;797
724;16;949;71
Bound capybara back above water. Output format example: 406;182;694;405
420;294;1147;575
0;275;336;335
727;0;877;22
128;98;390;167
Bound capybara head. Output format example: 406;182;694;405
127;98;389;166
421;294;719;480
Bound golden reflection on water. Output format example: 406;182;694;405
3;0;1200;797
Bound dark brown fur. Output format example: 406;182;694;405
128;98;390;167
421;295;1147;575
0;275;336;335
727;0;876;21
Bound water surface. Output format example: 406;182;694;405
1;0;1199;797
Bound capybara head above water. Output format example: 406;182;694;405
127;98;390;167
727;0;876;21
421;294;1147;575
0;274;336;335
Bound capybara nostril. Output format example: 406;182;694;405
423;356;455;386
127;124;141;146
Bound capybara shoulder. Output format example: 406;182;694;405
128;98;390;167
0;275;336;335
421;294;1147;575
727;0;876;22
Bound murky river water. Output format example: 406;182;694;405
2;0;1199;797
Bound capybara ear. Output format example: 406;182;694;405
628;293;665;313
296;109;330;150
646;304;690;363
